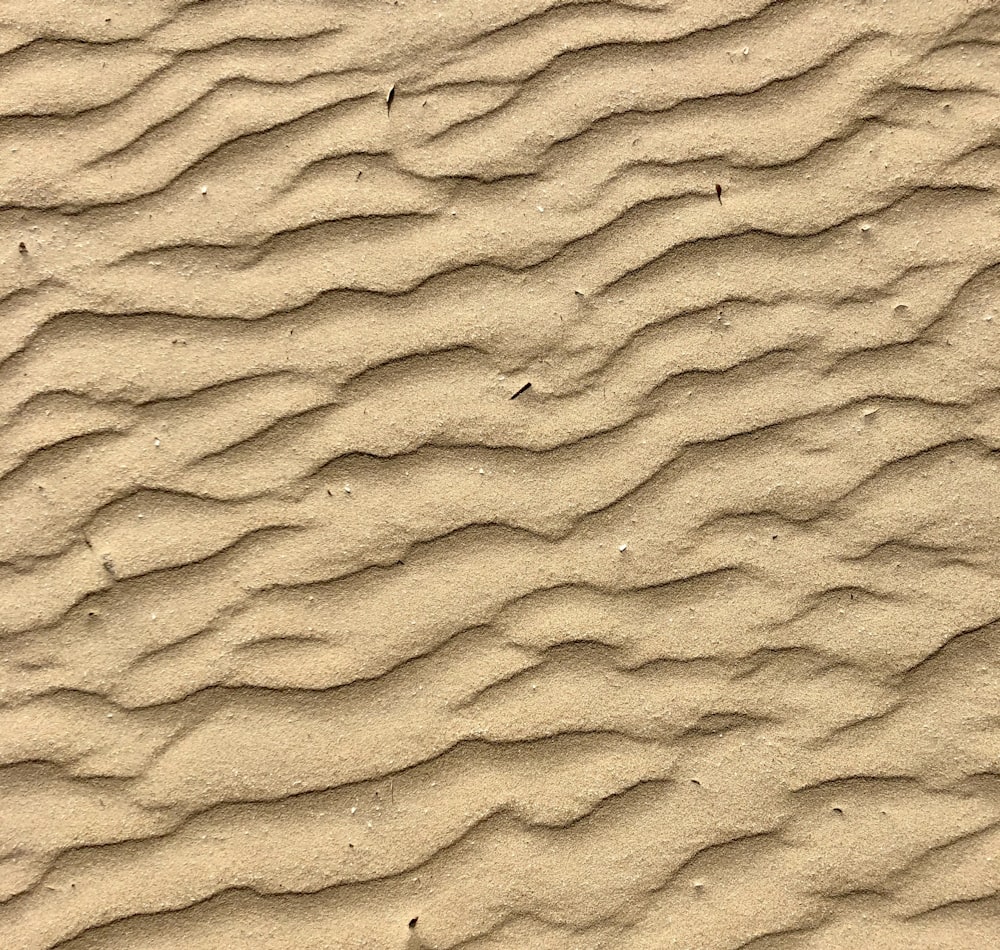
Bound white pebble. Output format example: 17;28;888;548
618;543;628;553
200;186;208;195
344;485;351;494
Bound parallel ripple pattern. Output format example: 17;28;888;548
1;1;999;947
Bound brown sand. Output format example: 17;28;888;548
1;1;999;947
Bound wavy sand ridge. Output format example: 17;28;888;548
1;0;999;947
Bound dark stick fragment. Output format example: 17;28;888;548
386;85;396;112
409;917;419;929
715;183;722;203
510;382;532;400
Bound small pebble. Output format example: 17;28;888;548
618;543;628;553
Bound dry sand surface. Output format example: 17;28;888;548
2;0;1000;947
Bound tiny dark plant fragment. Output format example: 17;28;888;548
510;382;532;400
386;85;396;112
409;917;419;929
18;242;27;254
715;183;723;203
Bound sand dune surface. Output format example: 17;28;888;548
1;1;999;947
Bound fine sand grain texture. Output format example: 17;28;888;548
1;1;1000;948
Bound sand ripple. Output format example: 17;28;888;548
1;1;999;947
